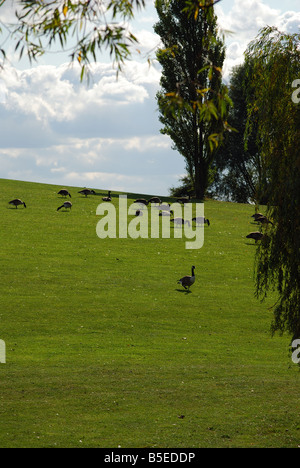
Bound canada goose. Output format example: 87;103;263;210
171;217;190;227
154;203;171;211
159;210;173;216
178;266;196;291
192;217;210;226
148;196;161;204
58;189;71;198
134;198;149;206
251;213;264;220
177;195;191;204
246;231;264;243
256;215;273;225
9;199;26;209
57;201;72;211
78;189;96;197
102;191;112;202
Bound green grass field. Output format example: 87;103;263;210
0;178;299;448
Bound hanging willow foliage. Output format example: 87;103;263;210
245;26;300;341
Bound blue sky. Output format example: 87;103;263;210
0;0;299;196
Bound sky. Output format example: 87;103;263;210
0;0;299;196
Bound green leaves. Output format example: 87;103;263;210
181;0;223;20
245;26;300;340
155;0;229;199
3;0;145;78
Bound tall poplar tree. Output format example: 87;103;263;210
154;0;229;200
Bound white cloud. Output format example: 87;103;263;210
0;58;184;195
276;11;300;33
0;0;18;23
65;171;145;190
216;0;300;81
1;0;299;196
217;0;280;41
222;41;246;82
0;66;182;196
1;62;157;125
0;60;163;147
0;80;6;103
134;29;161;57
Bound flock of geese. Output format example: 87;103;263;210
133;195;210;229
56;189;107;211
7;189;201;292
246;213;273;243
7;189;272;292
8;188;110;212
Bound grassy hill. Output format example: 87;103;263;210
0;178;299;448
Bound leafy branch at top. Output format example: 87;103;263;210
1;0;145;76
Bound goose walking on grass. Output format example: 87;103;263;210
256;215;273;226
102;191;112;202
148;196;161;204
57;201;72;211
159;210;173;216
78;189;96;197
251;213;264;221
58;189;71;198
171;217;190;227
178;266;196;291
134;198;149;206
246;231;264;243
192;217;210;226
9;199;26;209
155;203;171;211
